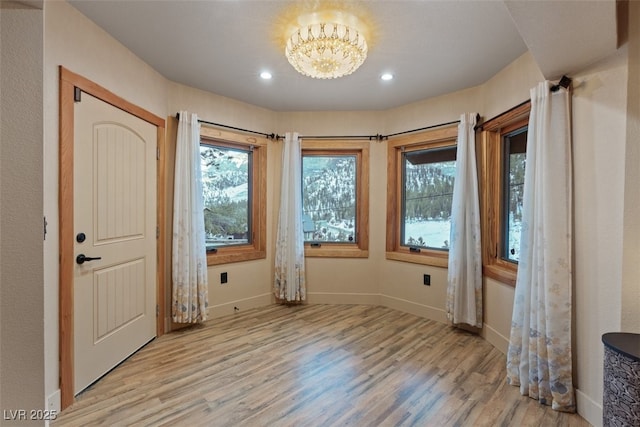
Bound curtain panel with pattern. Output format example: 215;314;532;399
274;132;306;303
172;111;209;323
506;82;575;412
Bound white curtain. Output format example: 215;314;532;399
172;111;209;323
446;113;483;328
506;82;575;412
274;132;306;303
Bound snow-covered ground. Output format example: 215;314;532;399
405;218;521;260
404;220;451;249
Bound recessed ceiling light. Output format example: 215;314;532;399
381;73;394;81
260;71;272;80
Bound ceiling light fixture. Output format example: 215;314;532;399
260;71;273;80
381;73;394;81
284;10;368;79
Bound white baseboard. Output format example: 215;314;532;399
576;387;602;427
47;388;60;412
306;292;380;305
165;293;273;330
166;293;444;327
379;294;448;323
206;293;273;319
46;389;61;426
482;323;509;355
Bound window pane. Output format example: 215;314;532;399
302;155;356;243
200;144;251;249
402;147;456;250
503;129;526;262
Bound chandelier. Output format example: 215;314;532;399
284;12;368;79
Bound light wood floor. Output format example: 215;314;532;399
54;304;590;426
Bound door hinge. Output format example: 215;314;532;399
156;304;159;317
43;216;48;240
157;147;160;160
156;226;159;239
74;87;82;103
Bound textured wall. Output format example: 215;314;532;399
621;0;640;333
1;2;45;423
573;47;629;427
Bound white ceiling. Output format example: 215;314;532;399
67;0;619;112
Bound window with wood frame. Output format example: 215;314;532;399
386;126;458;267
479;101;530;285
301;140;369;258
199;127;267;265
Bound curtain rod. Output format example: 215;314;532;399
474;75;571;131
384;119;461;139
175;112;278;140
183;99;549;142
551;75;572;92
384;113;484;139
279;134;384;141
295;118;467;141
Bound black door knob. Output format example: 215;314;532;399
76;254;102;265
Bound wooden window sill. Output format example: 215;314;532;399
385;250;448;267
304;244;368;258
206;248;266;266
483;263;517;287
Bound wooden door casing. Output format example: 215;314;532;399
59;67;166;409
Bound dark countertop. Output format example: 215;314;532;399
602;332;640;363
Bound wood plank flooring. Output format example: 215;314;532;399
54;304;591;426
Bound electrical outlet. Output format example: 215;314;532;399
221;272;228;284
423;274;431;286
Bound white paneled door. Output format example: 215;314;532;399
74;92;157;394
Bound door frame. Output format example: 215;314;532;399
58;66;166;409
